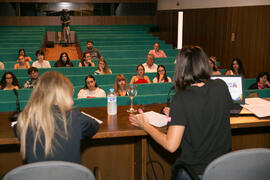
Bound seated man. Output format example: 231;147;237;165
24;67;39;88
148;42;167;58
84;40;102;59
142;54;158;73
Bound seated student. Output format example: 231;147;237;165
114;74;129;96
14;55;30;69
130;64;151;84
142;54;158;73
78;51;95;67
24;67;39;88
225;58;245;76
94;57;112;75
153;65;172;83
0;61;5;70
248;72;270;89
148;42;167;58
18;49;32;62
84;40;102;59
54;52;73;67
208;56;221;75
32;50;51;68
15;71;99;163
77;75;106;98
0;72;20;90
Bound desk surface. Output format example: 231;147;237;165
1;104;270;145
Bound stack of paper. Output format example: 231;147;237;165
242;98;270;118
137;111;169;127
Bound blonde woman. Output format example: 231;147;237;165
94;57;112;75
16;71;99;163
114;74;128;96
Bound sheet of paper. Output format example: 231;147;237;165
137;111;169;127
81;111;103;124
242;98;270;118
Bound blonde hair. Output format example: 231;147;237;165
17;71;74;159
114;74;128;96
98;57;111;74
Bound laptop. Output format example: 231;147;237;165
211;75;245;115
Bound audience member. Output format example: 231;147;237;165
248;72;270;89
78;51;95;67
14;55;30;69
142;54;158;73
148;42;167;58
16;71;99;163
0;61;5;69
225;58;245;76
0;72;20;90
114;74;129;96
18;49;32;62
153;65;172;83
32;50;51;68
208;56;221;75
130;46;232;179
84;40;102;59
94;57;112;75
61;9;71;45
130;64;151;84
24;67;39;88
54;52;73;67
77;75;106;98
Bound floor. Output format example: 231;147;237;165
45;44;81;61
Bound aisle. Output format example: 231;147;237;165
45;44;80;61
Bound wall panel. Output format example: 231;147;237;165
157;5;270;78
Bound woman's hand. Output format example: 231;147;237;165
129;109;148;129
163;107;170;117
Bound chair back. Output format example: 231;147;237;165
3;161;95;180
203;148;270;180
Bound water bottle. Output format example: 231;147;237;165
107;88;117;115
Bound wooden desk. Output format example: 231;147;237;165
1;104;270;179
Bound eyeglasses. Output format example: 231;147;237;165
85;55;91;58
86;80;94;84
99;63;105;65
118;79;125;82
6;77;12;79
158;70;165;73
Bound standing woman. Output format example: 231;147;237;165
18;49;32;62
153;65;172;83
114;74;129;96
130;46;233;179
225;58;245;76
78;52;95;67
130;64;151;84
94;57;112;75
0;72;20;90
16;71;99;163
54;52;73;67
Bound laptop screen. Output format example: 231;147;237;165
211;75;245;104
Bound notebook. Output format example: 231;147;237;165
211;75;246;115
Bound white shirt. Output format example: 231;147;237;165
142;63;158;73
32;60;51;68
77;88;106;98
153;76;172;83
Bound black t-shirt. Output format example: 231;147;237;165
20;108;99;164
168;79;233;174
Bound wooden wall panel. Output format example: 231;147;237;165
0;16;156;26
0;0;156;2
157;5;270;78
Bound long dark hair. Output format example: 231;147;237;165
18;49;26;57
59;52;72;66
83;75;98;89
174;46;210;91
156;65;169;82
230;58;245;76
80;51;93;67
209;56;218;71
0;72;20;89
256;72;269;83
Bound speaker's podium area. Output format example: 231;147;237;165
46;31;76;48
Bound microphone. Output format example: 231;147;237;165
8;89;21;122
167;86;175;106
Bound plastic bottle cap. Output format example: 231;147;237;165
109;88;114;92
